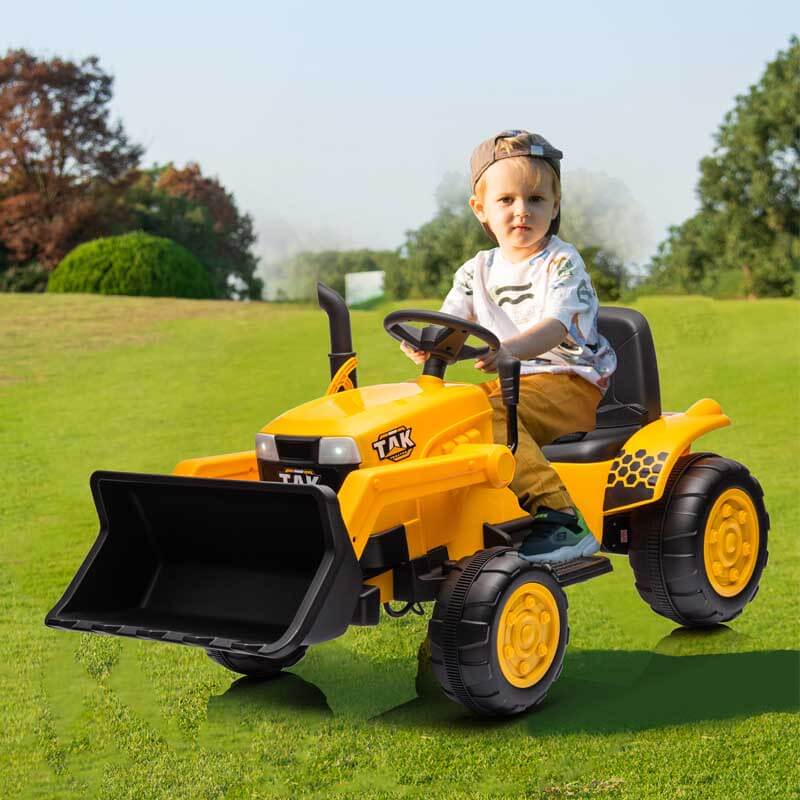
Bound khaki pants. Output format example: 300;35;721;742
483;373;604;514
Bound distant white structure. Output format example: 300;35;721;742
345;270;384;306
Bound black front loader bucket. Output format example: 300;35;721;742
46;471;361;659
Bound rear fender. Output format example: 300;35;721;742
602;398;730;513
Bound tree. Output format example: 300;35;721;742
645;37;799;297
126;163;263;299
385;172;489;299
395;208;489;299
581;246;628;301
0;50;142;278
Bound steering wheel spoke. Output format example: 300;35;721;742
389;322;424;350
384;309;501;379
460;343;490;360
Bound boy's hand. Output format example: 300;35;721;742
475;344;511;373
400;340;429;365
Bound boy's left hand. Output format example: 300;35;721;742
475;344;511;373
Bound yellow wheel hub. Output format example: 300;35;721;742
496;582;560;688
704;487;759;597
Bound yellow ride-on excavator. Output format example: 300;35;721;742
46;284;769;716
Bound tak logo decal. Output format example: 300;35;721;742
371;426;416;462
278;467;321;485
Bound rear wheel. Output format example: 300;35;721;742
206;646;307;678
629;455;769;627
429;547;569;716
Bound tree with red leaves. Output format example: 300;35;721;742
0;49;142;287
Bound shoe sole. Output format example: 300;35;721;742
519;535;601;564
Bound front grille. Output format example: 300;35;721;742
276;436;319;462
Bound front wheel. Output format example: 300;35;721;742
630;455;769;627
429;548;569;716
206;646;307;678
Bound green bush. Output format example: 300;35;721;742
47;232;215;298
0;261;50;292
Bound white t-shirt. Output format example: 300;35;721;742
440;236;617;390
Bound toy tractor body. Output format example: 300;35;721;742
46;285;769;715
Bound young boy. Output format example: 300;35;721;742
402;129;616;563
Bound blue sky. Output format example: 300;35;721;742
4;1;797;284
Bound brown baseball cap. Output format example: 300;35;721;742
470;129;563;240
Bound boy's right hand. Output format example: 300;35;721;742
400;340;429;365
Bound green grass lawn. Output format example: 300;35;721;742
1;293;798;799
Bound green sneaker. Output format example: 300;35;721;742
519;507;600;564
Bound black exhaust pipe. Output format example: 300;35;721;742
317;282;357;387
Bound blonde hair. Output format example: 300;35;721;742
474;134;561;203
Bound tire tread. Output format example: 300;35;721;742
429;549;568;716
629;454;769;627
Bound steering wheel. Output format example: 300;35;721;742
383;309;500;379
384;308;522;451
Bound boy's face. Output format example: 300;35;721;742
470;158;560;260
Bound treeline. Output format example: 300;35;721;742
3;39;796;303
273;201;631;303
640;37;798;298
275;37;798;303
0;50;262;299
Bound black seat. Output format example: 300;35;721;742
542;307;661;463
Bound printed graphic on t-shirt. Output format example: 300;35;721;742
492;281;535;307
553;256;576;285
576;279;592;307
454;264;475;296
439;237;618;390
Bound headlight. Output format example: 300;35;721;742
318;437;362;465
255;433;279;461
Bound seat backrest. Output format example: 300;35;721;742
595;307;661;429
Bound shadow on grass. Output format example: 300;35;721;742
200;673;333;749
208;673;332;721
527;647;798;736
204;641;417;730
204;627;799;736
379;627;800;733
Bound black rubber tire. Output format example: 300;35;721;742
629;454;769;627
428;547;569;716
206;646;307;678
